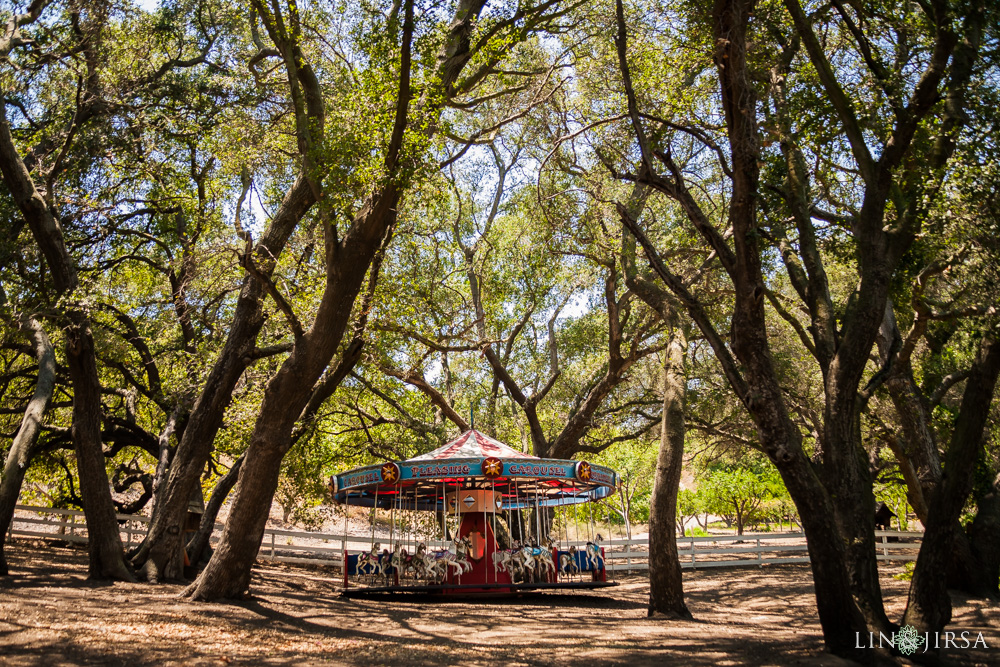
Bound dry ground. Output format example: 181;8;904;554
0;541;996;666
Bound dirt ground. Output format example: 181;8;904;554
0;542;996;666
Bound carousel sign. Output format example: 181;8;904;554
407;462;473;479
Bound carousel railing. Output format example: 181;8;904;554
8;505;922;572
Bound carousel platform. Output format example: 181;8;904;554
340;579;619;598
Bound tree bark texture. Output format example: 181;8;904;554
967;474;1000;597
0;316;55;576
647;322;692;619
904;334;1000;635
184;187;401;599
185;454;244;568
135;175;314;582
876;304;990;596
66;317;135;580
0;100;132;581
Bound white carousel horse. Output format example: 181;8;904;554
358;542;382;575
453;536;474;574
492;542;522;574
585;534;605;571
518;544;537;581
419;546;443;581
559;545;580;576
491;548;511;573
493;540;525;579
529;541;556;579
428;539;467;579
390;543;409;579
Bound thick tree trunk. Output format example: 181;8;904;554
184;268;381;599
967;474;1000;597
185;454;245;569
150;405;183;511
905;335;1000;636
66;318;135;581
775;453;876;660
0;316;56;576
821;400;891;637
184;423;289;599
0;101;132;581
718;0;890;648
184;185;402;600
134;175;314;582
182;0;499;600
647;323;692;619
877;307;991;596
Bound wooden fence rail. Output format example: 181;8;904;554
8;505;922;572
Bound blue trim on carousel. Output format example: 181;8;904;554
333;457;617;496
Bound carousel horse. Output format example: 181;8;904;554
559;545;580;576
377;546;393;584
429;539;466;579
453;536;474;574
390;543;408;579
491;548;511;573
358;542;382;575
492;540;521;574
585;534;605;571
419;546;443;581
518;544;538;581
412;542;431;579
529;540;556;580
493;540;525;579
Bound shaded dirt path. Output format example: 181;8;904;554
0;542;996;665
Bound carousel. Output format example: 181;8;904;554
329;429;620;596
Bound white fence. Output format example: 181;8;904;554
7;505;922;572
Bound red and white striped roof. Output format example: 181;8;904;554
408;430;537;461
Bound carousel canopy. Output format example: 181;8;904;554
329;430;618;511
409;430;535;461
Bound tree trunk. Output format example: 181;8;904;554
507;509;526;544
0;316;56;576
488;513;512;550
876;304;991;596
182;0;544;600
134;175;313;582
134;0;477;582
184;182;403;600
821;398;891;638
185;454;245;569
0;101;132;581
65;318;135;581
184;277;382;599
647;322;692;619
905;334;1000;636
967;474;1000;597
